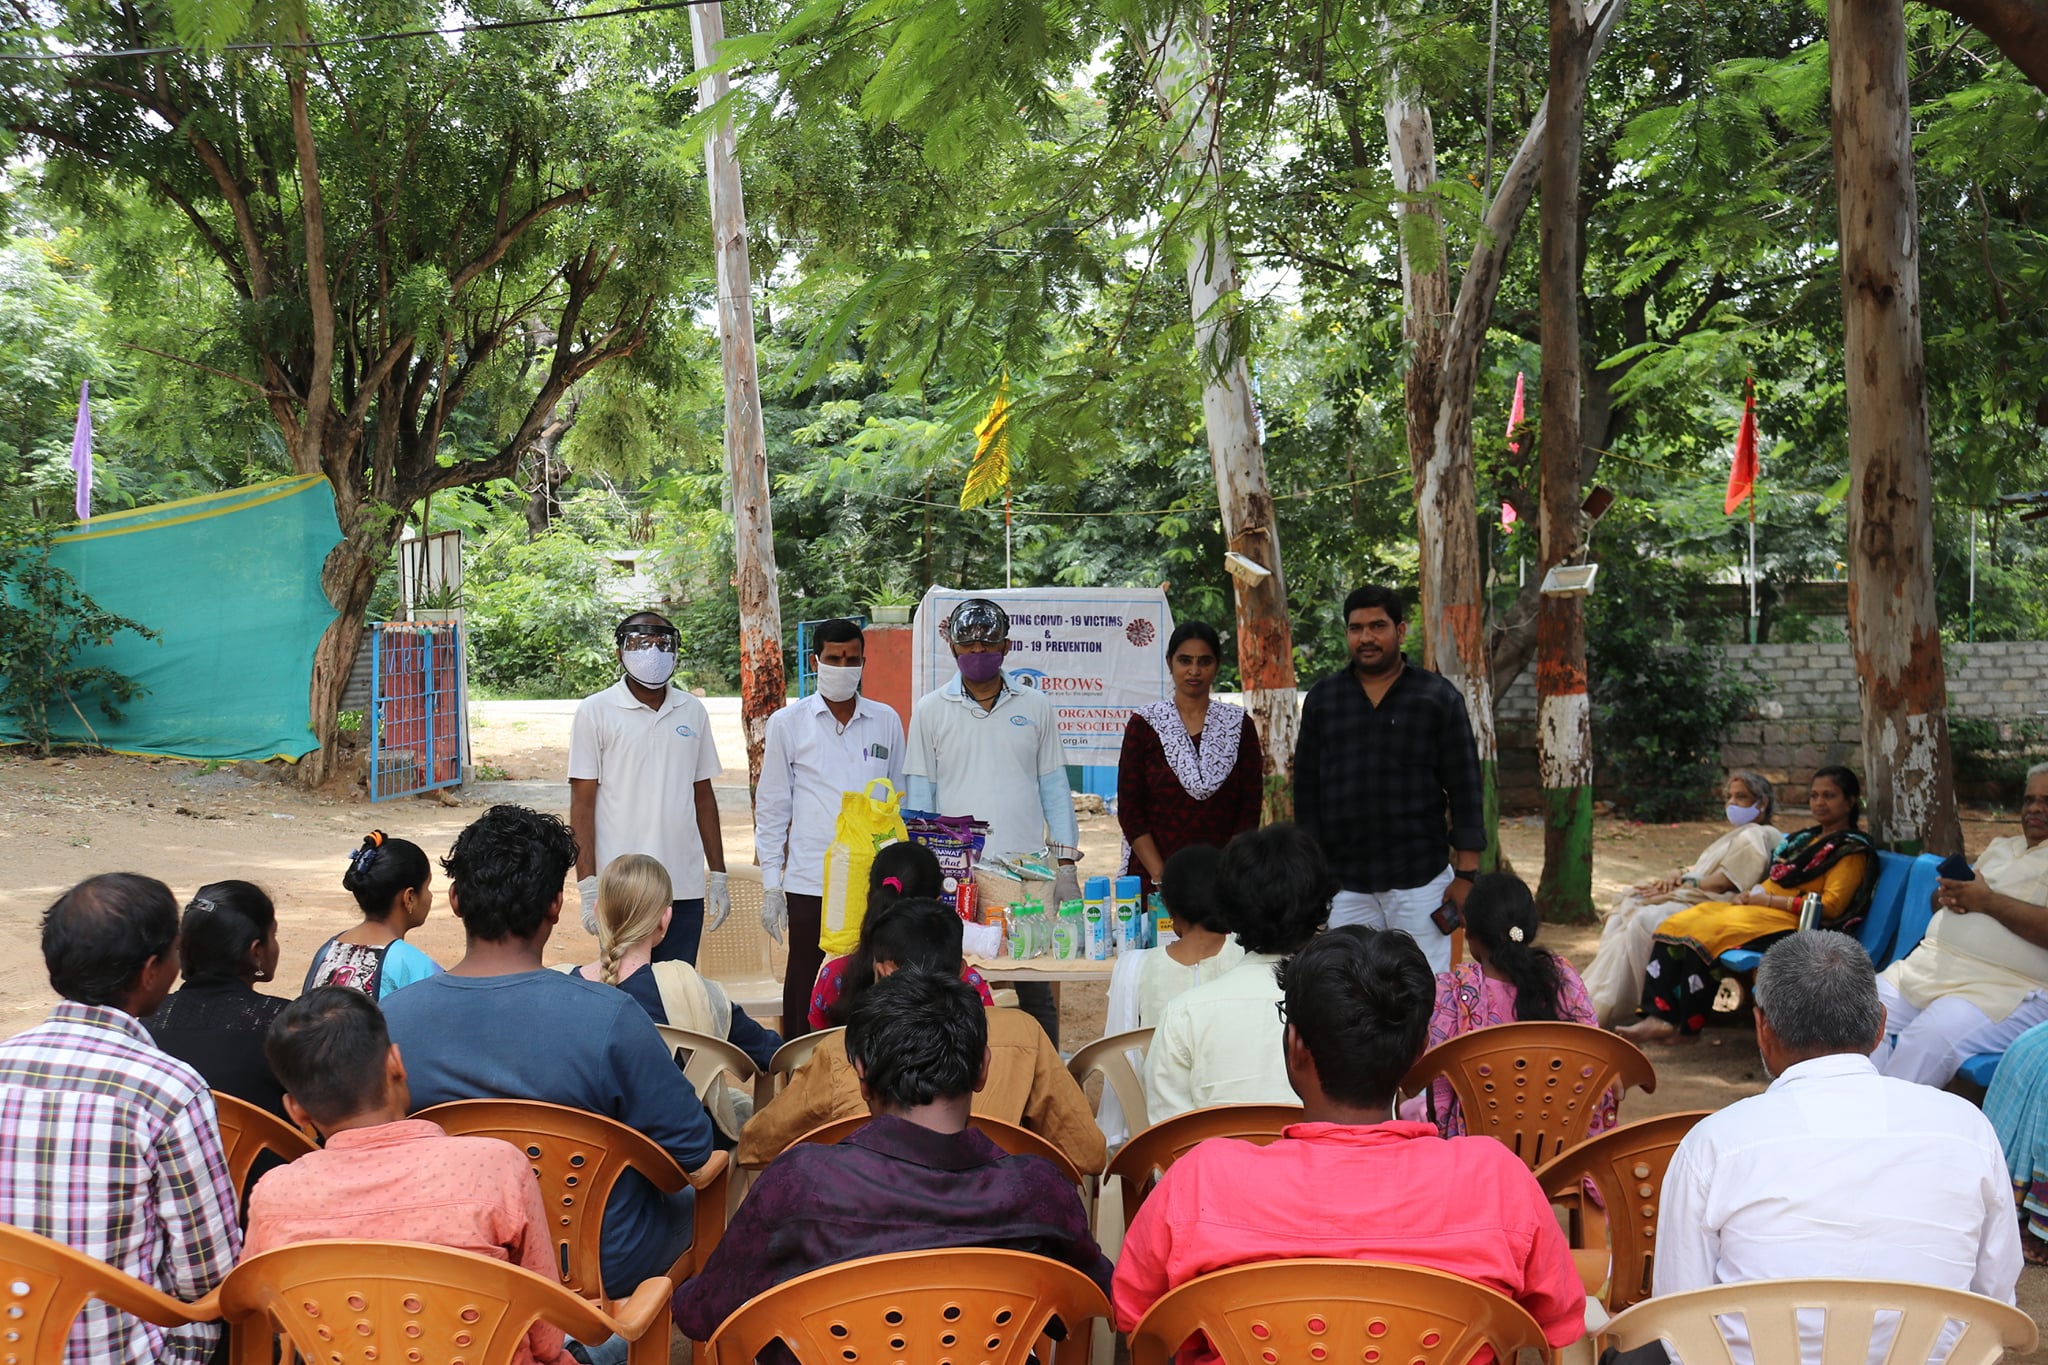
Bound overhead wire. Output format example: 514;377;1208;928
0;0;707;62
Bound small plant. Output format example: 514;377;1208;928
0;522;158;756
866;569;918;609
472;761;509;781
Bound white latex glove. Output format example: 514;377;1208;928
1053;861;1081;907
705;870;731;934
761;885;788;945
577;875;600;936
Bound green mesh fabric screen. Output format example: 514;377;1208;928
2;474;342;761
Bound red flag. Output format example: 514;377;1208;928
1506;371;1526;454
1725;375;1758;515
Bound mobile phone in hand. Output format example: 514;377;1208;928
1430;897;1464;936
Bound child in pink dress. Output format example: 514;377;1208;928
1400;872;1614;1138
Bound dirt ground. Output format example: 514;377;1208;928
3;703;2042;1353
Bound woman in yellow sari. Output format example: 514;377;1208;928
1618;765;1877;1043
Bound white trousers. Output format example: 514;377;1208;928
1581;895;1691;1028
1330;866;1457;974
1871;976;2048;1087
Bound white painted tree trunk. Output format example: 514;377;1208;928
1829;0;1962;854
691;3;785;790
1145;18;1299;815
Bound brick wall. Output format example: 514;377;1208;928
1493;641;2048;810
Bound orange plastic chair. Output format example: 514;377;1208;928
218;1238;675;1365
1400;1021;1656;1168
0;1221;220;1363
786;1112;1092;1187
413;1098;729;1303
1529;1110;1710;1313
1127;1259;1551;1365
1103;1103;1302;1230
1604;1277;2038;1365
702;1247;1111;1365
210;1090;318;1197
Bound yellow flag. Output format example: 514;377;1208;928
960;377;1011;510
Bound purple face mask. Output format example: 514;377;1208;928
956;650;1006;684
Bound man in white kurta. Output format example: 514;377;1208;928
1656;932;2020;1306
1872;765;2048;1086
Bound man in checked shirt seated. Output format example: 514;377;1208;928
0;873;242;1363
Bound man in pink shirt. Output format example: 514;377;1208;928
1112;926;1585;1359
243;987;573;1365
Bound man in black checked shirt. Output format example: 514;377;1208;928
1293;584;1486;974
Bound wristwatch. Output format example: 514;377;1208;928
1452;868;1476;882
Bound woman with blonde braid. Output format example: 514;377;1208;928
568;855;781;1071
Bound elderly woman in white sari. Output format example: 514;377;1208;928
1581;770;1780;1026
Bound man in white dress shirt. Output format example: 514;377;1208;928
755;618;905;1031
1656;930;2020;1306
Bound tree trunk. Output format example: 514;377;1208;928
1830;0;1963;855
1146;18;1299;818
1386;66;1501;870
692;2;786;792
1386;0;1622;869
1535;0;1596;923
1920;0;2048;93
306;531;395;788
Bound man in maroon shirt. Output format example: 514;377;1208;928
674;968;1111;1345
1112;926;1585;1361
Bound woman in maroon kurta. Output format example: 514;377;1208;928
1117;621;1265;902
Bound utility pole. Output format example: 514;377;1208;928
691;2;784;790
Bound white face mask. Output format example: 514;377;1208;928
815;662;863;703
623;646;677;688
1726;802;1762;827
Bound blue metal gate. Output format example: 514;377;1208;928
793;615;868;699
367;622;467;801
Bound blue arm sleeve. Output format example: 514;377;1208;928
607;1004;716;1171
1038;770;1080;852
726;1005;782;1072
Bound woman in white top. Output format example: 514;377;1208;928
1581;770;1780;1026
1098;844;1246;1145
1105;845;1247;1034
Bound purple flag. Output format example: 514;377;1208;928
69;380;91;522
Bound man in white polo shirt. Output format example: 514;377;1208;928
569;611;728;965
756;618;906;1030
905;598;1081;1042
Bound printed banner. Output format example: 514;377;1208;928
911;587;1176;766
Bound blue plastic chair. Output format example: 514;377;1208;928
1957;1053;2001;1088
1884;854;1946;967
1716;849;1916;976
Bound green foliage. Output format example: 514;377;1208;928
465;520;628;700
1587;517;1760;821
1948;717;2048;806
0;522;158;755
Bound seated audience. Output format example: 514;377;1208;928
1106;843;1247;1035
1622;766;1876;1044
572;853;780;1070
1873;763;2048;1085
143;879;290;1117
243;987;572;1365
1655;931;2019;1300
1112;927;1585;1358
1398;871;1608;1138
739;898;1104;1175
808;841;994;1030
1582;771;1780;1025
676;968;1111;1347
0;873;241;1364
305;830;442;999
381;804;714;1299
1144;823;1334;1120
